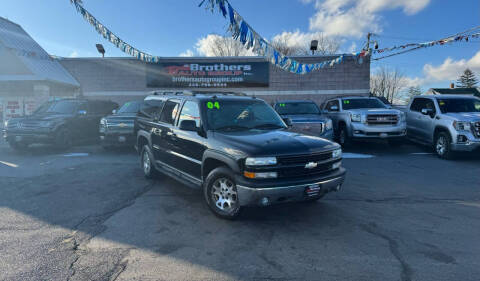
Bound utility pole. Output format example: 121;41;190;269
366;32;372;52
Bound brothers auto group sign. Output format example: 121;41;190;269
146;61;269;88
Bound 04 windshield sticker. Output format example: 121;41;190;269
207;101;220;109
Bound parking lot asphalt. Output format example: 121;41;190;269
0;139;479;281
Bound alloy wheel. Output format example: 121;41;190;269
436;136;446;156
211;177;238;213
143;151;151;175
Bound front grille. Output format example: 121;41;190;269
279;162;336;178
289;122;324;136
473;122;480;138
276;151;337;178
277;151;332;165
367;114;398;125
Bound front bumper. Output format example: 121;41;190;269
100;133;135;147
349;122;406;139
236;168;346;206
451;140;480;151
3;129;55;144
450;130;480;152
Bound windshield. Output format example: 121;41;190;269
117;101;142;114
275;102;320;115
34;100;79;114
437;98;480;113
204;100;286;131
341;98;387;110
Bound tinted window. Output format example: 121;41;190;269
117;101;143;114
178;101;200;127
141;100;164;119
275;102;320;115
437;98;480;113
204;99;285;131
410;98;428;112
159;100;180;125
342;98;386;110
325;100;339;111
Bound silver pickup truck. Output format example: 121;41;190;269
273;100;334;140
321;96;407;146
405;94;480;159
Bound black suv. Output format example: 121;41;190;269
3;99;118;150
135;91;346;219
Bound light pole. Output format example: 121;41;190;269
96;44;105;58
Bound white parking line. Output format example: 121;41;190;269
0;160;19;168
62;153;89;157
410;152;434;155
342;153;376;159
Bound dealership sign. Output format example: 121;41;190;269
146;61;269;88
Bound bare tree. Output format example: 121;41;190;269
196;34;254;57
370;66;407;104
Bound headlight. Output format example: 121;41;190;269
100;118;108;127
332;148;342;159
351;113;361;122
245;157;277;166
325;119;333;130
453;121;471;131
4;120;8;128
243;171;278;179
400;112;406;122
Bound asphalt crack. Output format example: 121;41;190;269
360;222;413;281
66;182;155;281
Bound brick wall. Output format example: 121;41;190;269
59;55;370;105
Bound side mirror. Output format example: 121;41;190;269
421;108;434;117
77;110;87;116
112;109;117;114
330;105;339;112
283;117;293;127
179;120;198;132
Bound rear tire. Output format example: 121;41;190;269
141;145;160;179
434;132;454;160
204;167;242;220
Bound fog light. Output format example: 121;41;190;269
335;185;341;191
332;161;342;169
260;197;270;206
457;135;467;143
100;135;105;140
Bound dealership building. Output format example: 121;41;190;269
1;16;370;125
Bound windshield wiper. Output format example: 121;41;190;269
252;123;285;130
215;125;250;131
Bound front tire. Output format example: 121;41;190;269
435;132;454;160
204;167;242;220
141;145;160;178
337;124;351;147
55;128;73;149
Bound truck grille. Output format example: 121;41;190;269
289;122;324;136
367;114;398;125
473;122;480;138
277;151;337;178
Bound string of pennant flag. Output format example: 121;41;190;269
67;0;368;74
62;0;479;68
197;0;368;74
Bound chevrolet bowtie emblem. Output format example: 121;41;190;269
118;123;127;128
305;162;318;169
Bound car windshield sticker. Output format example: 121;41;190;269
207;101;220;109
439;101;445;106
343;100;350;104
279;103;286;107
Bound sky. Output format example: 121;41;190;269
0;0;479;91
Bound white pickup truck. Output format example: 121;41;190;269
405;94;480;159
